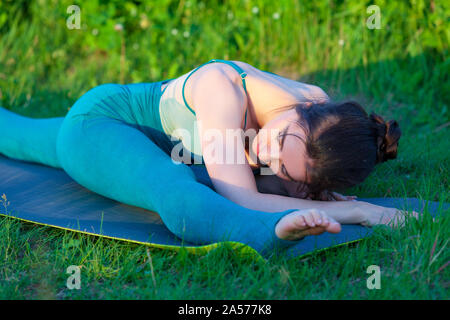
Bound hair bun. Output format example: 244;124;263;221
369;113;401;163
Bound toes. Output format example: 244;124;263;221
293;214;307;229
302;210;316;227
319;211;330;226
326;217;342;233
310;209;322;226
311;209;329;227
280;209;342;241
310;210;321;225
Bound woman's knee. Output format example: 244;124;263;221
81;83;124;101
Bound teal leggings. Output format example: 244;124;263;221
0;81;300;254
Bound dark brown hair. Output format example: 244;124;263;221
283;101;401;194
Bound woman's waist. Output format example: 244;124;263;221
67;81;170;127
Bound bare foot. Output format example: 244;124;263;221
275;209;342;241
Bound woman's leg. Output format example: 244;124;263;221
56;114;300;254
0;106;63;168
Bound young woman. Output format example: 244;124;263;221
0;58;411;253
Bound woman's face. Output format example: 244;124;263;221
251;108;309;182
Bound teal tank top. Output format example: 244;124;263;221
158;59;250;159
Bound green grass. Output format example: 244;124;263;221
0;0;449;299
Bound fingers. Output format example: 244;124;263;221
387;210;406;228
302;189;359;201
331;191;358;201
330;192;345;200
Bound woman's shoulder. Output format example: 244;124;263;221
232;60;329;102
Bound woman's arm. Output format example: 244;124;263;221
191;68;406;227
241;61;331;105
218;185;369;224
211;171;402;226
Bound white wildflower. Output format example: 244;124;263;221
92;28;99;36
252;6;259;14
272;12;280;20
114;23;124;32
183;31;190;38
171;28;178;36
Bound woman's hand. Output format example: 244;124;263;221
352;201;420;227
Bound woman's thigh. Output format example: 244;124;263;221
56;114;196;212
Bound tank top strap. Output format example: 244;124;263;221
181;59;249;129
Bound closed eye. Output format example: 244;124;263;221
281;163;295;182
277;126;296;182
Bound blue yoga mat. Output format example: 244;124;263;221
0;154;447;259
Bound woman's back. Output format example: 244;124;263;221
158;59;330;160
161;59;330;119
